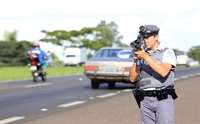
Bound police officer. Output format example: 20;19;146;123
129;25;177;124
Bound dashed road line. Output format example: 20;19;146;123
96;93;116;98
24;83;53;88
174;78;179;81
117;91;121;93
58;101;85;107
122;89;132;92
188;74;195;77
180;75;188;79
174;73;199;81
89;97;94;99
0;116;25;124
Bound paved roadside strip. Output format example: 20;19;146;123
22;75;199;124
0;74;199;124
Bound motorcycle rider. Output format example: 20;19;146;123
28;41;47;73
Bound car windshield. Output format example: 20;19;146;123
94;48;133;58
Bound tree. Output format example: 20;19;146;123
3;30;18;42
40;21;129;58
187;45;200;62
80;21;127;52
40;21;128;52
96;21;125;47
49;52;58;61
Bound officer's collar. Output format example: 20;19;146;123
157;42;165;51
146;42;165;54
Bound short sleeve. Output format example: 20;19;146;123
162;48;176;67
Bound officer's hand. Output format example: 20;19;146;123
133;54;139;62
134;47;147;60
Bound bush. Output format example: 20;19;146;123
0;41;33;67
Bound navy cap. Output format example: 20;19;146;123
139;25;160;37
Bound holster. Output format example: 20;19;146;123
166;86;178;100
132;88;144;108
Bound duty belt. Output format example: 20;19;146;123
142;85;173;97
132;85;178;108
143;90;157;97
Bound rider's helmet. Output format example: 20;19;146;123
33;41;40;47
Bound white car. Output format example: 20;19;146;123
176;52;190;67
84;47;137;89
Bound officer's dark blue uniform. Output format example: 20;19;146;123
129;25;177;124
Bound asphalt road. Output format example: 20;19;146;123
0;67;199;124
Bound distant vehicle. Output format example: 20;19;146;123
46;56;53;67
189;58;199;67
176;52;190;67
84;47;138;89
63;47;87;66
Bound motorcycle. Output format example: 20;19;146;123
27;52;47;82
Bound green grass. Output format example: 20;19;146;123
0;66;84;82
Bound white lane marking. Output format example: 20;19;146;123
188;74;195;77
24;83;53;88
174;78;179;81
117;91;121;93
41;108;47;111
58;101;85;107
89;97;94;99
96;93;116;98
181;76;188;79
122;89;132;92
0;116;25;124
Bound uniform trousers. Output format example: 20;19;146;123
140;95;174;124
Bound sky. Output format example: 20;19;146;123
0;0;199;60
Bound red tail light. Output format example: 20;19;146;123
84;66;96;71
31;61;37;65
124;67;131;72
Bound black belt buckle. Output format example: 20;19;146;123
144;90;156;97
147;91;152;96
156;88;168;101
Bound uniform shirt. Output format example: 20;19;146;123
140;42;177;88
28;48;46;63
146;43;176;68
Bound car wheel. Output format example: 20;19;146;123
91;79;100;89
108;82;116;88
185;64;189;67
